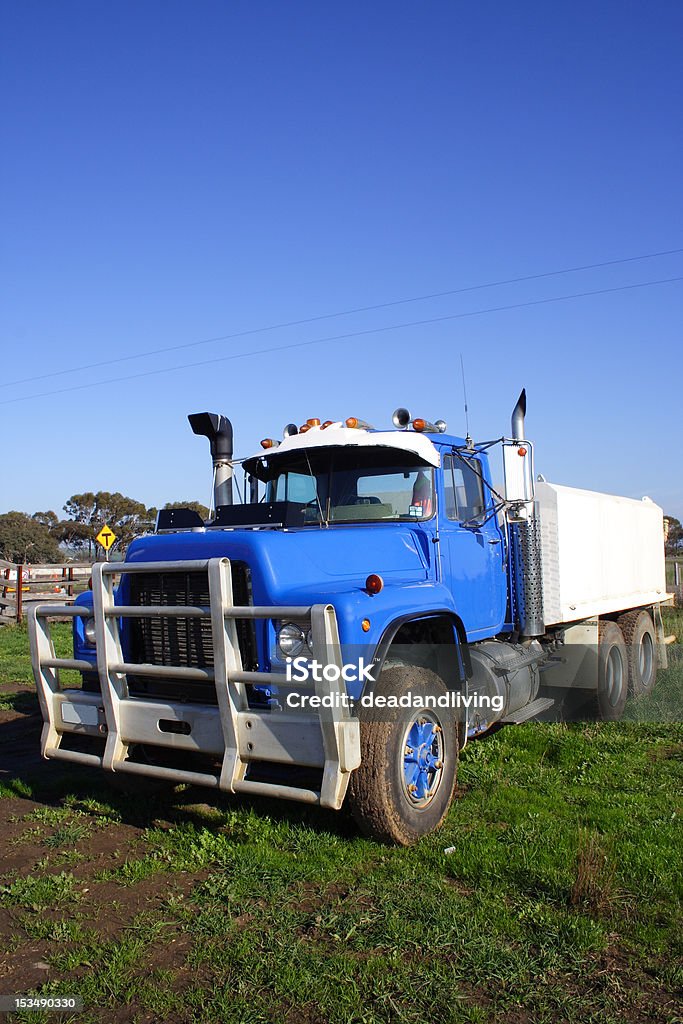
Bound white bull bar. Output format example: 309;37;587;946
28;557;361;809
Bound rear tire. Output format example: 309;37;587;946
617;609;657;697
347;667;458;846
585;620;628;721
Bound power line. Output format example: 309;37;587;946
2;246;682;390
3;274;680;407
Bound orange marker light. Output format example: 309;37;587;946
412;418;426;432
517;447;527;457
299;424;310;433
361;619;371;632
260;438;279;449
321;420;334;429
365;573;384;595
307;418;321;427
346;417;372;429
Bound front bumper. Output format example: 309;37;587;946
28;557;360;809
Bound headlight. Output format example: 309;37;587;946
84;617;96;645
277;622;306;658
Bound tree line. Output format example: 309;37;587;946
0;493;209;564
665;516;683;556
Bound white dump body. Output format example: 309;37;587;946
535;481;667;626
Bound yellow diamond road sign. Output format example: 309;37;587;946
96;524;117;551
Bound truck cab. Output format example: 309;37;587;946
241;422;510;643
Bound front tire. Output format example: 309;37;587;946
347;667;458;846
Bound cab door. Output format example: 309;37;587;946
440;453;506;639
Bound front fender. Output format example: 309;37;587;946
73;590;96;667
329;581;466;699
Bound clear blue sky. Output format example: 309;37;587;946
2;1;682;519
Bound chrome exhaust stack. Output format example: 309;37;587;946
511;388;526;441
504;388;544;638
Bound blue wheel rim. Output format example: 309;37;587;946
401;713;444;808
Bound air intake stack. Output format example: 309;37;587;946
188;412;234;509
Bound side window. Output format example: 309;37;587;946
443;456;457;518
443;455;485;521
273;473;317;503
287;473;318;503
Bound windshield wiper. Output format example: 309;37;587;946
304;449;328;528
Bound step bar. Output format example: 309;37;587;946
501;696;556;724
28;557;361;809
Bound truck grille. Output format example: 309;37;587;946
126;563;257;702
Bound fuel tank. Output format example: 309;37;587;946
466;639;544;733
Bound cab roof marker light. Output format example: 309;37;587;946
306;418;321;427
412;417;439;433
260;438;280;449
346;417;373;429
321;420;334;429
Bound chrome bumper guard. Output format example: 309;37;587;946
28;558;361;809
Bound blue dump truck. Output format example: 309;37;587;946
29;393;670;844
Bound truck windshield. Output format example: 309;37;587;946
256;448;435;524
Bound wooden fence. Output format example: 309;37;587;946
0;561;93;625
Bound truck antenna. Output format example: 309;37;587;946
460;354;473;447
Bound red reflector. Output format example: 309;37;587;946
517;446;527;456
366;573;384;595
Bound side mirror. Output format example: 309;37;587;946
503;440;534;505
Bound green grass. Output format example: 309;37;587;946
42;821;92;849
0;871;80;910
661;603;683;635
0;621;39;685
0;621;79;688
0;612;681;1023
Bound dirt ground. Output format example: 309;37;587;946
0;684;209;1018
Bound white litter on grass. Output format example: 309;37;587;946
444;846;456;855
